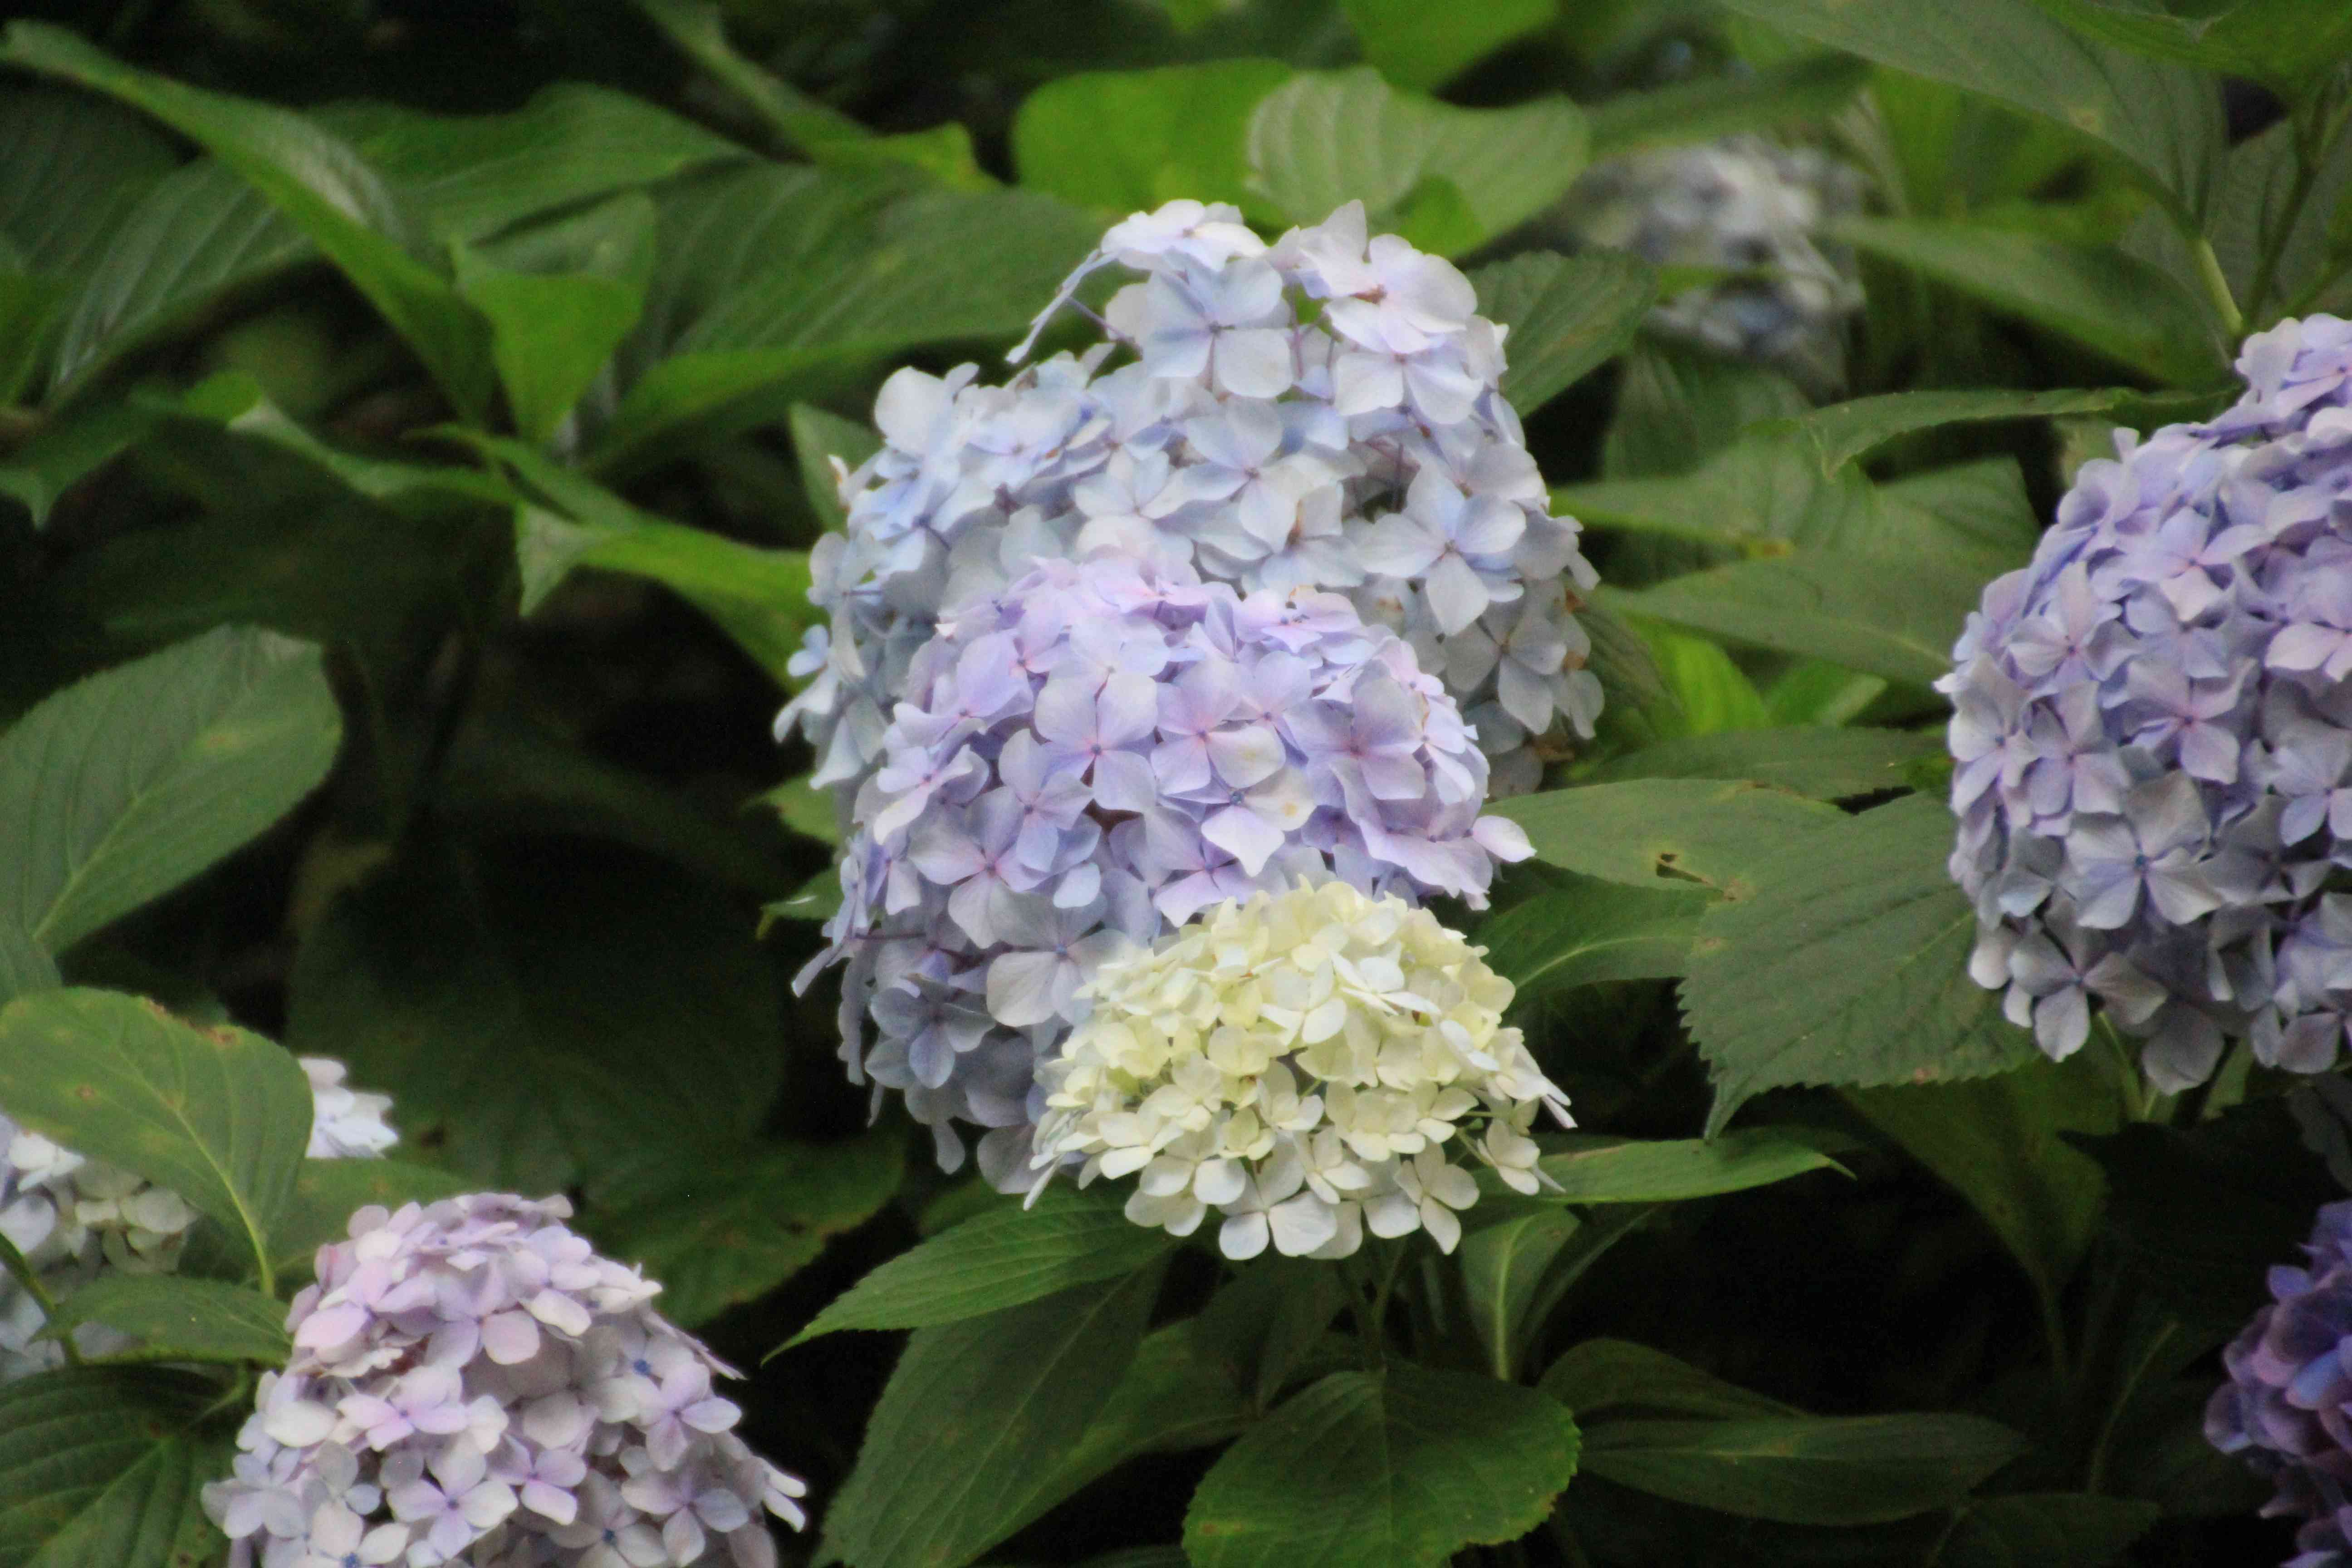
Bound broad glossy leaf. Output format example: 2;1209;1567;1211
0;24;493;418
1583;726;1942;799
1587;54;1871;156
1531;1131;1847;1204
40;1275;290;1366
1936;1490;2160;1567
0;626;340;961
1245;69;1586;255
287;840;782;1196
0;1368;220;1568
1539;1339;1796;1421
822;1270;1159;1568
1184;1364;1579;1568
1598;546;2014;688
1683;795;2040;1134
1476;878;1707;1008
0;989;311;1270
0;89;173;283
1491;779;1839;897
1470;249;1655;415
2030;0;2352;106
1834;217;2226;384
1581;1411;2024;1524
1337;0;1552;90
598;1132;903;1327
790;1186;1176;1343
1715;0;2222;224
1012;60;1291;217
268;1158;471;1283
455;192;656;443
1458;1209;1580;1379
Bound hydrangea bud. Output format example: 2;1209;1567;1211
1562;134;1865;389
2206;1198;2352;1565
776;198;1602;809
1028;880;1571;1259
0;1055;397;1382
1945;315;2352;1092
801;555;1534;1180
202;1192;807;1568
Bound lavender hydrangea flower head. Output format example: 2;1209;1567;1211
775;198;1602;808
1562;135;1865;390
2206;1198;2352;1566
1028;880;1572;1260
0;1055;397;1382
801;554;1534;1180
202;1192;806;1568
1944;315;2352;1092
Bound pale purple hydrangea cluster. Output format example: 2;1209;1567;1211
777;198;1602;807
1945;315;2352;1091
204;1193;805;1568
2207;1197;2352;1567
0;1056;396;1381
801;554;1533;1180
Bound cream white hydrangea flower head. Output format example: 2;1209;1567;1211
1027;880;1570;1259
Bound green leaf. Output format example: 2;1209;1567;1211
598;1132;903;1328
1245;69;1587;256
1539;1339;1797;1421
1583;727;1943;800
761;870;842;928
0;89;174;283
1458;1209;1581;1380
1184;1364;1580;1568
1011;60;1292;218
1581;1411;2024;1525
2029;0;2352;107
1581;602;1673;715
287;839;783;1196
1477;878;1707;1009
1470;249;1656;416
821;1269;1161;1568
169;372;508;514
1714;0;2223;225
0;626;341;962
1786;386;2183;475
0;989;311;1274
0;1367;220;1568
268;1157;471;1283
2206;114;2352;318
1586;54;1872;156
39;1274;289;1366
1847;1054;2120;1322
1491;779;1839;897
1598;545;2013;688
1934;1490;2160;1567
0;929;57;1011
790;1186;1176;1344
0;22;496;419
0;402;150;527
454;192;656;444
1883;457;2042;562
630;0;871;154
1530;1131;1847;1204
1833;217;2225;384
1682;794;2040;1134
787;403;879;534
1337;0;1553;90
1639;622;1770;737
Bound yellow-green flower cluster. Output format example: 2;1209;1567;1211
1028;881;1570;1258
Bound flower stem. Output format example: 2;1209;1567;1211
0;1230;81;1368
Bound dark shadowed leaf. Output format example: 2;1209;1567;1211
1540;1339;1797;1422
2029;0;2352;107
1581;1411;2024;1524
454;193;656;444
1586;54;1872;156
1934;1490;2160;1567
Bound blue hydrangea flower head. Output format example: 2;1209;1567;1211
203;1192;805;1568
2208;1198;2352;1566
776;199;1602;811
799;554;1534;1180
1945;315;2352;1091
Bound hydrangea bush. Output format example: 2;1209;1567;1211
1947;316;2352;1090
1028;880;1571;1259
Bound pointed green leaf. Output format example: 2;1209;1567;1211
1529;1131;1847;1204
1581;727;1943;800
1935;1490;2160;1566
2029;0;2352;107
0;88;174;282
0;626;340;963
1184;1364;1580;1568
39;1275;290;1367
1540;1339;1797;1422
1470;249;1656;415
1477;878;1707;1008
0;989;311;1272
454;193;656;444
1581;1411;2025;1525
1459;1209;1581;1379
0;1367;220;1568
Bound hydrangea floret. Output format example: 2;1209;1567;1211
1945;315;2352;1091
203;1192;806;1568
2206;1197;2352;1566
776;197;1602;807
1026;880;1572;1259
1563;134;1864;387
802;555;1533;1180
0;1055;397;1382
